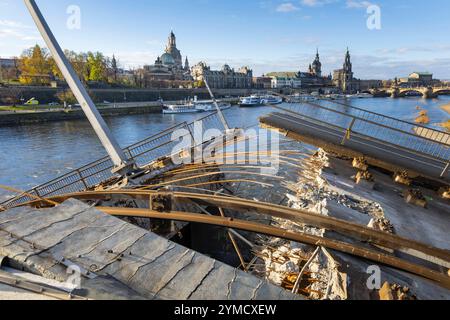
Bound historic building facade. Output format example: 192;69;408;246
253;76;273;89
139;31;192;85
191;62;253;89
268;50;332;89
0;58;19;82
333;49;360;93
398;72;440;87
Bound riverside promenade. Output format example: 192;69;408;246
0;97;239;126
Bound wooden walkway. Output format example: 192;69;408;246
0;199;298;300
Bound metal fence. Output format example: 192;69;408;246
1;112;227;209
277;101;450;163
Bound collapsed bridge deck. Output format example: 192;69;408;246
260;101;450;185
0;199;299;300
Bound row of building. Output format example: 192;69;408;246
1;31;442;93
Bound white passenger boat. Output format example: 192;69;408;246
354;93;373;99
162;103;200;114
260;95;283;105
239;95;263;107
345;93;373;99
163;101;232;114
195;102;232;112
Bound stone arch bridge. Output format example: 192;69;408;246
370;86;450;99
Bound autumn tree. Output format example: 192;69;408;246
56;89;77;106
19;45;52;85
87;52;107;82
110;55;118;82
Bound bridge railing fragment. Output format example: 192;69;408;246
277;102;450;163
1;112;225;209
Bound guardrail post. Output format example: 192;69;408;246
32;188;40;197
341;118;356;145
440;162;450;178
77;170;89;189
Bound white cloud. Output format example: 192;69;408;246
112;51;160;68
346;0;373;8
302;0;338;7
276;3;300;12
0;19;40;43
0;20;31;29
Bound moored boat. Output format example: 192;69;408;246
239;95;263;107
162;103;200;114
260;95;283;105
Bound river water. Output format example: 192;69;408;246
1;96;449;201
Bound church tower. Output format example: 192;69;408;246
168;31;176;48
165;31;183;68
184;56;190;71
342;48;354;93
343;48;352;74
311;48;322;77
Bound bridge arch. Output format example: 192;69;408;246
434;89;450;96
397;89;424;97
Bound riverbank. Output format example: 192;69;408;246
0;103;162;126
0;86;265;105
440;103;450;132
0;97;240;126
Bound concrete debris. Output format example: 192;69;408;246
355;171;375;189
379;282;417;301
257;244;307;285
257;243;347;300
405;189;428;208
394;171;412;186
368;217;395;234
352;157;368;171
307;248;347;300
438;187;450;200
254;149;349;300
290;150;386;220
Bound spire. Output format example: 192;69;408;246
184;56;190;70
344;47;352;73
168;30;176;48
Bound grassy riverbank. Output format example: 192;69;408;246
0;105;63;112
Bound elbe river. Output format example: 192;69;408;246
1;96;449;201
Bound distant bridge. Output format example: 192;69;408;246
370;86;450;99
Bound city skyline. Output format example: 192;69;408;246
1;0;449;79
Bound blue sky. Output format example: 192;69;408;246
1;0;449;79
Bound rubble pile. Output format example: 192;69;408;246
255;240;347;300
254;149;349;299
368;217;395;234
379;282;417;300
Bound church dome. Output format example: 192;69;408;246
161;53;175;66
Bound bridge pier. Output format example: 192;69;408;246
423;87;438;99
390;88;400;99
